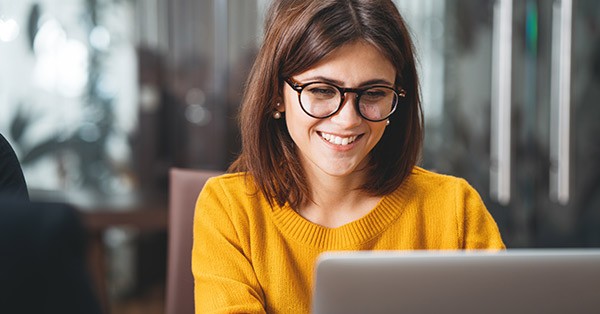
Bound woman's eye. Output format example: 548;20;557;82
364;90;386;98
306;86;338;100
308;87;336;95
362;89;394;103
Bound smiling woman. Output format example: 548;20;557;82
192;1;505;313
280;41;396;197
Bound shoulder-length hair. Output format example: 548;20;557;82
229;0;423;208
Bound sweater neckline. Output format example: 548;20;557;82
269;175;412;249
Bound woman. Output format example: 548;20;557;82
192;0;505;313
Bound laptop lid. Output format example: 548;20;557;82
312;250;600;314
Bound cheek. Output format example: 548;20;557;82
369;123;387;144
283;92;311;132
281;102;303;143
282;89;297;113
361;106;381;119
285;111;311;140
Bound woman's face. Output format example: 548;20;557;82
281;40;395;180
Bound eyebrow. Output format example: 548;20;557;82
300;76;394;87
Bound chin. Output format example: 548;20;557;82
320;165;360;177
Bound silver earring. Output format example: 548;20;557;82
386;119;390;126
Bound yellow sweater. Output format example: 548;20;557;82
192;167;505;314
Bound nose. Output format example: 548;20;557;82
330;94;362;127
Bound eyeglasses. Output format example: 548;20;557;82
284;78;405;122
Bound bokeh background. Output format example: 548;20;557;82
1;0;598;312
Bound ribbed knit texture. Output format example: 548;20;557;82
192;167;505;313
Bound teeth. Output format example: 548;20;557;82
320;132;357;145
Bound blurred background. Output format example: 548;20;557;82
0;0;598;312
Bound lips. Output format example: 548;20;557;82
318;132;359;146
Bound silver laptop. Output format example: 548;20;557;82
312;250;600;314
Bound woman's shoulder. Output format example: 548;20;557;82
203;172;261;200
399;167;488;217
407;166;475;193
205;172;256;190
209;171;248;182
410;166;463;182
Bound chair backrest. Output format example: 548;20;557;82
166;168;222;314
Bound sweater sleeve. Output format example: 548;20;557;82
457;179;506;250
192;178;266;314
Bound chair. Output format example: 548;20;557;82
166;168;222;314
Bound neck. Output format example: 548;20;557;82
297;168;380;228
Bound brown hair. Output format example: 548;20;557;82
229;0;423;208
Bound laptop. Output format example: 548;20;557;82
312;250;600;314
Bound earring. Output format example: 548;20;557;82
386;119;390;126
273;102;282;119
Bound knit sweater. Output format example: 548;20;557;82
192;167;505;313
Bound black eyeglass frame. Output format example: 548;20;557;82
284;78;406;122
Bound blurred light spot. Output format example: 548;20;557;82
33;18;89;97
103;176;134;195
185;88;206;106
83;105;105;123
104;227;133;247
79;123;101;142
185;104;212;126
97;75;118;99
90;26;111;51
106;134;130;163
0;18;20;42
33;19;67;53
139;85;160;113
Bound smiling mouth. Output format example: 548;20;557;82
319;132;360;146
